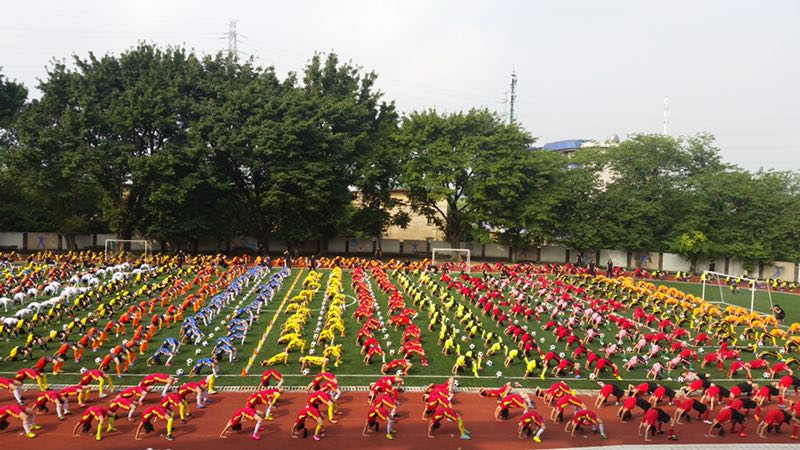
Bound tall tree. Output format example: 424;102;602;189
0;69;31;232
28;44;205;240
400;109;534;250
472;146;571;261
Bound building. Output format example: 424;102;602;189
383;190;446;241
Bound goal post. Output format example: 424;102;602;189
431;248;471;271
700;270;769;314
104;239;152;258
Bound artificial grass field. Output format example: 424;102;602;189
1;265;798;390
649;279;800;324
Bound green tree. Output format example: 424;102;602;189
472;147;571;261
0;69;30;232
400;109;534;250
30;44;205;240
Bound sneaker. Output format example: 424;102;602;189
26;433;36;439
533;436;541;443
265;415;274;421
197;404;206;409
738;432;748;438
386;434;394;440
208;390;218;394
313;435;321;441
790;435;798;440
703;420;713;425
460;433;471;440
96;435;102;441
251;434;262;441
668;435;678;441
166;434;175;441
31;425;42;430
600;434;608;440
107;427;119;432
58;416;66;421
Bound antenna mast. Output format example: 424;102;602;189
509;69;518;124
227;19;239;60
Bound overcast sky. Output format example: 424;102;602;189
2;0;798;170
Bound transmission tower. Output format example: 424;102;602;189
227;19;239;60
509;69;518;124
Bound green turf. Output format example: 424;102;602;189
1;266;796;391
647;279;800;325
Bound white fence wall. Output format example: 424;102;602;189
29;232;59;250
540;246;567;263
484;243;507;259
268;240;287;252
198;240;219;252
630;251;659;270
514;247;536;261
70;234;93;249
230;236;258;251
328;238;347;254
348;238;372;254
763;261;796;282
661;253;691;272
4;230;798;281
599;249;628;266
380;239;400;254
402;240;427;254
430;241;452;250
0;232;24;248
727;258;748;277
96;234;117;249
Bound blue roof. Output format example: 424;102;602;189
542;139;591;151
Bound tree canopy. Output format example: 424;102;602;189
1;45;799;266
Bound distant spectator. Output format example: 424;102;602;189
606;259;613;277
283;250;292;269
772;304;785;322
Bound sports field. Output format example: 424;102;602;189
2;259;798;390
2;256;800;449
649;279;800;325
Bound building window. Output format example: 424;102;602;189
427;217;434;225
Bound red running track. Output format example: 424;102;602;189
2;391;797;450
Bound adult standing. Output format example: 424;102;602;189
606;259;613;278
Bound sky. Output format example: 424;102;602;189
1;0;798;170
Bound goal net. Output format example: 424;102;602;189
432;248;471;271
104;239;152;259
700;270;774;315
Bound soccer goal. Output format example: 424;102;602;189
700;270;774;315
104;239;152;258
432;248;471;271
